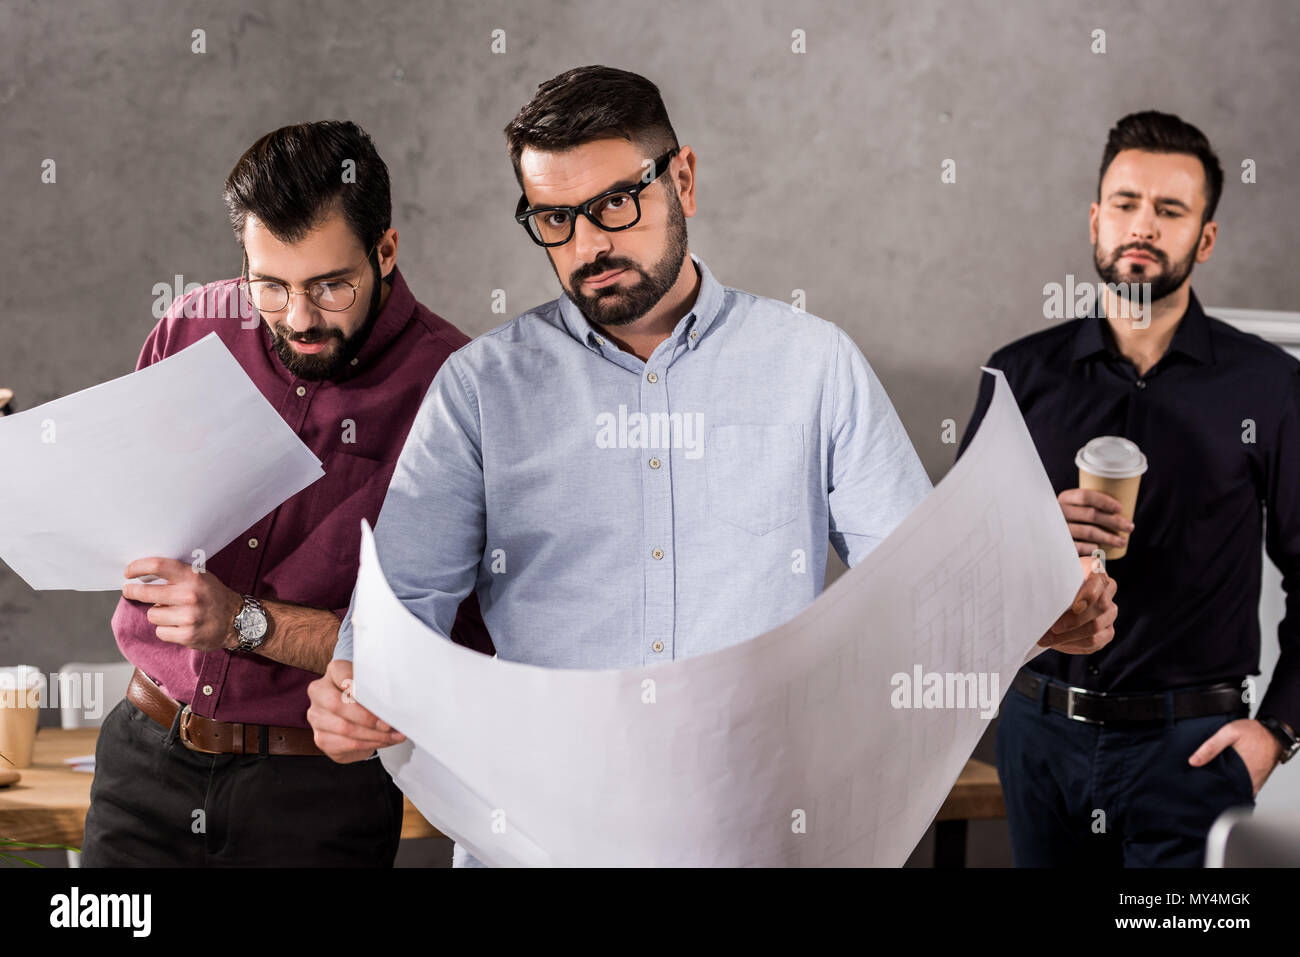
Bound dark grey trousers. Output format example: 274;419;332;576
81;697;403;867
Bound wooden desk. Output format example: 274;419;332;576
0;727;100;845
1;728;1003;862
0;727;440;846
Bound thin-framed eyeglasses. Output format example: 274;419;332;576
240;242;379;312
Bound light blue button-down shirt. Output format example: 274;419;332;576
334;255;932;865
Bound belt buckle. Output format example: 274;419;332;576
1065;686;1103;725
178;704;221;754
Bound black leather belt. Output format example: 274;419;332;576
1012;670;1248;726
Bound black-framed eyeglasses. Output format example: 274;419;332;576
239;242;378;313
514;148;679;247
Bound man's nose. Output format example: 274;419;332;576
1129;205;1158;241
572;213;613;265
284;293;321;333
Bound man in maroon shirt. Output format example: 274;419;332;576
80;120;491;867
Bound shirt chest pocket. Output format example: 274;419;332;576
705;424;803;536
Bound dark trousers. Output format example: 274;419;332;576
996;676;1255;867
81;697;404;867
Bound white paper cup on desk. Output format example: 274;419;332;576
0;665;46;768
1076;436;1148;561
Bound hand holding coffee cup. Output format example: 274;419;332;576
1059;436;1147;561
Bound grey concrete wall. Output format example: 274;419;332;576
2;0;1297;866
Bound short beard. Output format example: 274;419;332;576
268;258;383;381
1093;235;1197;304
563;189;689;327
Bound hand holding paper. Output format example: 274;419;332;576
0;333;323;591
348;368;1088;866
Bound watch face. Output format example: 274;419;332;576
237;607;268;642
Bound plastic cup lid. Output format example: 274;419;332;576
1076;435;1148;478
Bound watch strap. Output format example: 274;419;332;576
1261;716;1300;763
233;594;267;651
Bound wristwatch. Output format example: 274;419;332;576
230;595;269;653
1259;716;1300;763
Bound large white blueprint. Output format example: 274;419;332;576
0;333;323;590
352;368;1082;866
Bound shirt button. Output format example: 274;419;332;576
296;385;307;397
595;336;605;347
248;537;258;549
649;457;661;469
1088;666;1099;675
202;684;213;696
689;330;698;340
646;371;658;383
350;357;359;366
651;547;664;560
1135;379;1146;389
652;641;664;653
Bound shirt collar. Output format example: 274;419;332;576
558;254;726;353
1166;289;1215;364
1071;287;1215;367
261;264;416;380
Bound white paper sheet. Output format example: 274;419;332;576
0;333;323;591
352;367;1082;866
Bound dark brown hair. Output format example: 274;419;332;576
223;120;392;250
504;66;679;191
1098;111;1224;224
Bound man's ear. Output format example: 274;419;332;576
377;228;399;278
674;145;698;218
1195;220;1217;264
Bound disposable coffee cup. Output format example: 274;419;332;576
1076;436;1147;560
0;665;45;769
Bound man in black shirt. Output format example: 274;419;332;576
959;111;1300;867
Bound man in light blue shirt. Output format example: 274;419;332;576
307;66;1117;866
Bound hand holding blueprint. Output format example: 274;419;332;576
0;333;323;590
352;367;1082;866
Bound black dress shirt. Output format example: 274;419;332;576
958;289;1300;729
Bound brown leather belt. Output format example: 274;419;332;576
127;668;323;756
